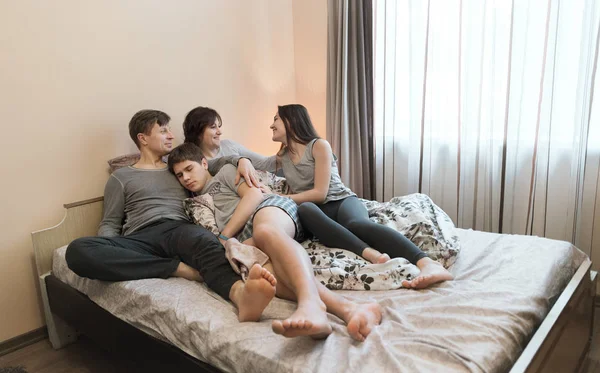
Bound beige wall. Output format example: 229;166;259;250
292;0;328;138
0;0;327;342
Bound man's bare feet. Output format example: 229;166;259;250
345;303;382;342
362;247;391;264
272;301;333;339
236;264;277;322
402;258;453;289
172;262;203;282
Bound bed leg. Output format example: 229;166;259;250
590;271;597;333
39;274;77;349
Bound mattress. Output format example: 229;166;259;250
52;229;587;373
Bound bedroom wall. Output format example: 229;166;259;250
292;0;328;138
0;0;327;343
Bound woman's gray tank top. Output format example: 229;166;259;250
281;139;355;203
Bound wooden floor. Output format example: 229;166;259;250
0;336;134;373
2;314;600;373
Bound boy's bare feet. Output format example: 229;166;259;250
172;262;203;282
362;247;391;264
402;258;453;289
235;264;277;322
272;301;332;339
345;302;382;342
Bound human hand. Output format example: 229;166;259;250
234;158;261;187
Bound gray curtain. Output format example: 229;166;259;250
327;0;374;199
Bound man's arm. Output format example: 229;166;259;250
98;175;125;237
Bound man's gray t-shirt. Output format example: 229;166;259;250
199;164;245;232
98;156;241;237
98;166;189;236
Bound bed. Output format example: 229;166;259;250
32;197;597;373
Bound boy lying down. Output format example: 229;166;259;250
168;143;382;341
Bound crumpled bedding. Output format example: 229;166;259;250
52;228;587;373
188;193;461;290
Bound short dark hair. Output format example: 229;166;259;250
183;106;222;145
277;104;319;155
129;110;171;148
167;143;206;174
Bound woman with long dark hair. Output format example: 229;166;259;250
270;104;453;289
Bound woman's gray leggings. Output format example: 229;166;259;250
297;196;428;264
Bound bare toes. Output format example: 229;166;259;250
377;254;391;264
272;320;285;335
347;321;359;340
359;322;372;338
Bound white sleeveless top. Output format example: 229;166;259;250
280;139;355;203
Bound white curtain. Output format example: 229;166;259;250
373;0;600;260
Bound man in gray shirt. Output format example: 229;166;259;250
66;110;277;322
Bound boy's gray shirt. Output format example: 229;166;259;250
99;156;241;237
199;164;245;232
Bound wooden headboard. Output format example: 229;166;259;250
31;197;104;279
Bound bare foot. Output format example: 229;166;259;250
272;301;332;339
362;247;391;264
345;303;382;342
402;258;453;289
236;264;277;322
172;262;203;282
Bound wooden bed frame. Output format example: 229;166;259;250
32;197;597;373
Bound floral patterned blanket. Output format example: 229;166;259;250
184;171;461;291
302;193;460;290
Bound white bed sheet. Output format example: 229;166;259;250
52;228;588;373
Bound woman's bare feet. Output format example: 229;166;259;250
345;302;382;342
272;301;332;339
172;262;203;282
402;258;453;289
234;264;277;322
362;247;391;264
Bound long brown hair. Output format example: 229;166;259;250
276;104;319;155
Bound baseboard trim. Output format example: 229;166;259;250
0;327;48;357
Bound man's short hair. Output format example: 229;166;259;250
129;110;171;148
167;143;206;174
